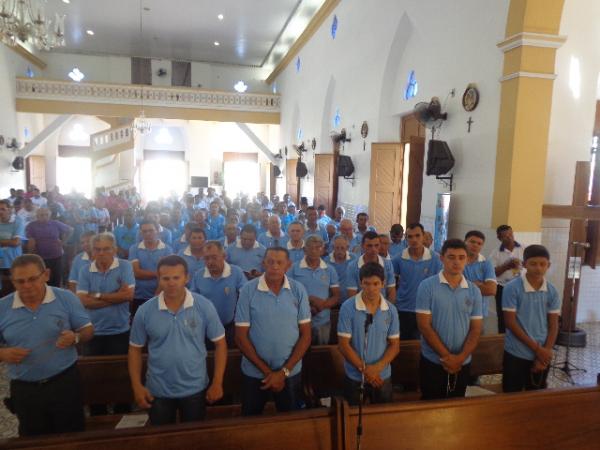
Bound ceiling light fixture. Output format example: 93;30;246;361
214;41;220;46
217;13;223;20
0;0;67;50
68;67;84;82
86;29;94;35
62;0;70;4
234;80;248;93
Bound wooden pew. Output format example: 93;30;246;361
341;386;600;450
0;399;345;450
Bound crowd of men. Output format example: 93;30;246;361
0;185;559;437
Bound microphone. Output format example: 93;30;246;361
364;313;373;333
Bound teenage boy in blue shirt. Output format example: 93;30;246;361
502;244;560;392
338;262;400;405
129;255;226;425
389;224;407;258
416;239;483;400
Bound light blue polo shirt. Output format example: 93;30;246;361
287;240;305;264
235;275;311;379
463;254;497;317
226;239;266;273
207;214;226;239
324;251;357;301
502;275;561;361
129;240;173;300
328;233;363;254
337;292;400;381
304;224;329;244
416;272;483;365
0;286;91;381
190;262;247;325
177;246;206;278
130;290;225;398
347;255;395;294
258;230;290;249
281;214;294;231
114;224;139;253
393;247;443;312
172;234;188;253
287;258;339;327
68;251;91;285
0;216;24;269
136;227;173;247
77;258;136;335
389;240;408;258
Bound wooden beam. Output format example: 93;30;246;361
265;0;341;84
19;115;72;158
91;141;133;162
4;42;47;69
541;204;600;221
235;122;278;165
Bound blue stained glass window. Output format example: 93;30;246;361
331;15;338;39
297;128;303;141
26;66;34;78
296;57;301;73
333;108;341;128
404;70;419;100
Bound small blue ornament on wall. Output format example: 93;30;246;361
331;15;338;39
297;128;303;141
404;70;418;100
296;57;301;73
333;108;341;128
26;66;34;78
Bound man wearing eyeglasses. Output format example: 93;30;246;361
0;254;94;436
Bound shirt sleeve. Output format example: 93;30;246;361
415;280;432;314
68;257;80;283
121;260;136;288
128;245;139;262
502;282;518;312
471;286;483;319
235;268;247;291
346;263;358;290
129;306;147;347
13;217;25;238
64;291;92;330
76;266;90;294
202;301;226;342
57;220;70;234
548;285;561;314
336;302;352;338
25;222;33;239
329;265;339;288
484;261;497;283
235;283;252;327
384;260;395;287
388;306;400;339
296;282;311;324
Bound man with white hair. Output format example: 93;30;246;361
258;215;289;248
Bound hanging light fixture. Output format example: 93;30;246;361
0;0;66;50
131;0;152;136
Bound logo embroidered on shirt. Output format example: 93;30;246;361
224;287;230;295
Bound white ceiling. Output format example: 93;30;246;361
44;0;319;67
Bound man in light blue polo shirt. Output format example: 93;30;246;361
347;231;396;301
502;245;560;393
114;209;139;259
325;235;357;302
220;222;239;249
463;230;498;334
190;241;247;346
258;215;289;248
416;239;483;400
129;220;173;316
207;200;226;239
0;254;94;436
129;255;226;425
338;262;400;405
177;227;206;277
287;236;340;345
393;223;443;340
286;221;305;263
304;206;329;245
389;224;407;258
67;230;94;293
227;224;266;279
235;247;311;415
332;219;362;254
0;200;25;297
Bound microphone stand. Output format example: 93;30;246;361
357;313;373;450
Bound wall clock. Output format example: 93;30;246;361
462;83;480;112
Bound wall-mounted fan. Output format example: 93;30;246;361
330;128;351;144
414;97;448;138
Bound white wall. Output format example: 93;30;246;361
276;0;509;244
41;53;131;83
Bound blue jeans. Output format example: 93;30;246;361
241;373;303;416
149;390;206;425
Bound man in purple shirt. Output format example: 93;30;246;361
25;208;73;287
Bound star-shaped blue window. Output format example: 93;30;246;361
404;70;419;100
331;15;338;39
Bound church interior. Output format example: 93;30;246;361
1;0;600;448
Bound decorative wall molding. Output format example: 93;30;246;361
91;124;133;153
15;78;281;113
497;32;567;53
499;71;557;82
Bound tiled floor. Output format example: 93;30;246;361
0;323;599;439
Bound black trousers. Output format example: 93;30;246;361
44;256;63;288
149;390;206;426
502;351;549;392
398;311;420;340
419;355;471;400
10;363;84;437
241;373;303;416
343;376;393;406
81;331;131;415
495;285;506;333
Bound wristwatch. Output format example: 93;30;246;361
281;367;290;378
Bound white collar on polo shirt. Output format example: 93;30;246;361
287;240;304;250
299;257;327;269
477;253;486;262
138;240;166;250
521;273;547;292
438;271;469;288
266;230;283;239
236;238;260;249
179;234;187;243
81;252;90;261
203;261;232;279
329;251;352;262
358;254;385;268
158;288;194;310
401;247;432;261
354;291;389;311
257;274;291;292
12;285;55;309
90;258;119;272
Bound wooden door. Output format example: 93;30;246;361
286;159;299;204
369;143;403;232
27;155;46;191
406;136;425;225
314;154;335;215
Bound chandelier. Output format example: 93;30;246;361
0;0;66;50
131;86;152;135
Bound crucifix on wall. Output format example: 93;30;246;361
467;117;474;133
